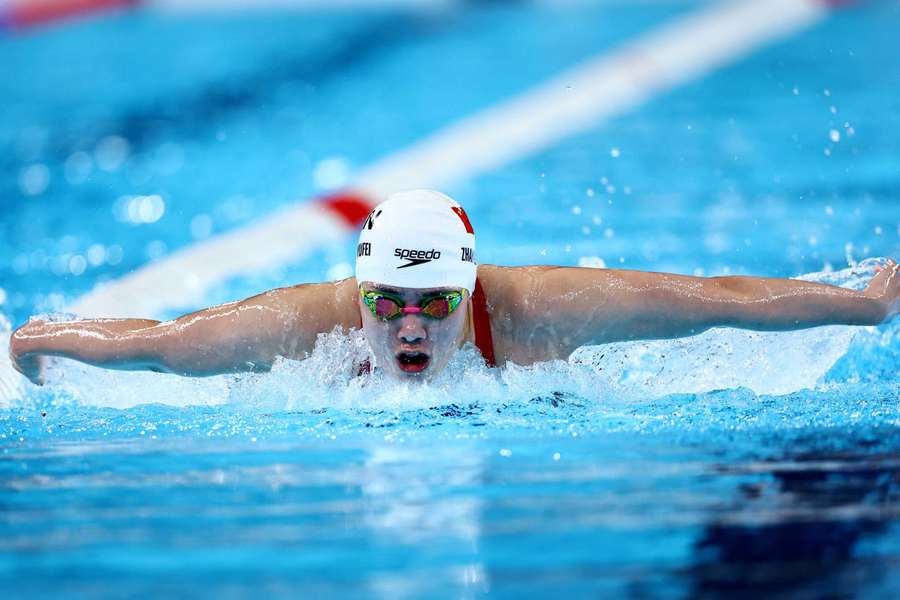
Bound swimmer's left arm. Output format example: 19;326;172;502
512;259;899;358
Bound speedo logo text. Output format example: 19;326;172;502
395;248;441;269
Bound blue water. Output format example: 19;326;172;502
2;1;900;598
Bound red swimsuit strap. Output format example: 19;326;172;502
472;278;496;367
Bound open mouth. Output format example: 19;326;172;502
396;351;431;374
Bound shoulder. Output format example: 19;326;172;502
477;264;550;296
475;265;564;361
476;265;620;361
254;277;361;328
477;264;604;310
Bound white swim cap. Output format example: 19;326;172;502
355;189;477;293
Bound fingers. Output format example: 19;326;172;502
871;260;899;280
872;258;896;274
9;352;44;387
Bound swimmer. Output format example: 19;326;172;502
8;189;900;385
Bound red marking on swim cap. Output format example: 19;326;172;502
321;192;376;228
452;206;475;235
8;0;134;29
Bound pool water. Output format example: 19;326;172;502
2;1;900;597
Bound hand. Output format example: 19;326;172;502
863;258;900;323
9;321;46;386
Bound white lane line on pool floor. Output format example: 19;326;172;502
71;0;835;319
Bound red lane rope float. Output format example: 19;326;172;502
319;191;377;229
5;0;135;30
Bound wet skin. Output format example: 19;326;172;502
357;283;474;380
8;260;899;386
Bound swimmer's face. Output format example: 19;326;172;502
358;283;471;380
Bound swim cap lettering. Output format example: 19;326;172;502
355;190;477;293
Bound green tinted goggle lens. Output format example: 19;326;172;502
361;290;463;320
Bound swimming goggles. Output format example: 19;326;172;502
360;288;464;321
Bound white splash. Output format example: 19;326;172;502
2;259;894;409
0;315;25;408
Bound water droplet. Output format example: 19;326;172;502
190;214;214;239
64;151;93;185
106;244;125;266
829;129;841;143
610;148;621;158
87;244;106;266
95;136;130;172
69;255;86;276
19;164;50;196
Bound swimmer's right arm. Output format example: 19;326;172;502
8;278;360;385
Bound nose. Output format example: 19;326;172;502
397;314;427;344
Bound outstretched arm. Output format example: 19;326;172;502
8;278;360;385
504;259;899;361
